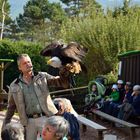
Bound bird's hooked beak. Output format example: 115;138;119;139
47;57;62;68
47;59;52;65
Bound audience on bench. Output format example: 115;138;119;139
84;79;140;124
118;85;140;122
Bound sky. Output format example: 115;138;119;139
8;0;140;19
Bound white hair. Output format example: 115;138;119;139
2;122;24;140
133;85;140;92
44;116;69;139
53;98;78;117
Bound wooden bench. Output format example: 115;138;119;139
92;110;140;140
77;115;107;140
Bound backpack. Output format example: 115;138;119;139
85;93;96;106
118;102;134;121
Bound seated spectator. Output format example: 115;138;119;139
123;81;133;103
84;81;106;110
1;122;24;140
53;98;80;140
117;80;125;103
108;82;133;117
53;98;78;117
42;116;69;140
104;84;120;102
102;84;120;116
131;85;140;116
117;85;140;121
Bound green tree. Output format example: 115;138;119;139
60;0;102;17
113;0;131;17
60;0;83;17
0;39;48;87
60;4;140;81
16;0;66;43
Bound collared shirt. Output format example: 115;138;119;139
19;75;42;115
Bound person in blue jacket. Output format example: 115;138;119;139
131;85;140;116
118;85;140;121
53;98;80;140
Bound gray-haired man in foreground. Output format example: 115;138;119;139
1;54;70;140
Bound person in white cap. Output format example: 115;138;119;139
105;84;120;102
102;84;120;115
117;80;123;84
117;79;125;103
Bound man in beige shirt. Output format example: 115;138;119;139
1;54;70;140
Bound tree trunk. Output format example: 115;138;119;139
0;0;6;40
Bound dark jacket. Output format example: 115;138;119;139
63;112;80;140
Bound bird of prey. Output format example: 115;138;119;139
40;41;88;74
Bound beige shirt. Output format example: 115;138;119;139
19;77;42;115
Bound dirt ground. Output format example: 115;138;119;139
80;125;140;140
0;111;140;140
80;120;140;140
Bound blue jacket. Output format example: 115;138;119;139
124;91;133;103
63;112;80;140
132;94;140;115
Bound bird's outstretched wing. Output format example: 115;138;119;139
40;41;88;62
40;41;88;73
61;42;87;62
40;42;62;56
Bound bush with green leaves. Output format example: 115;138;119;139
60;5;140;82
0;39;47;89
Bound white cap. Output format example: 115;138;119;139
133;85;140;91
117;80;123;84
126;81;131;86
112;84;118;91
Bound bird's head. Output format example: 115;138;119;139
47;57;62;68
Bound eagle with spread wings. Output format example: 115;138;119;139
40;41;88;74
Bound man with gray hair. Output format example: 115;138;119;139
1;54;70;140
